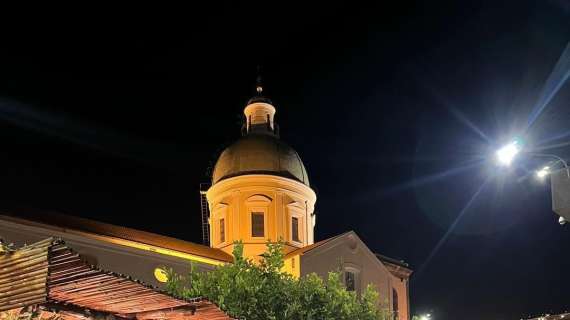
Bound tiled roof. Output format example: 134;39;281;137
0;209;233;263
284;232;347;259
374;253;410;269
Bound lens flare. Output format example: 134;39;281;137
527;42;570;129
416;177;491;277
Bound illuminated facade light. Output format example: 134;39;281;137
154;267;169;283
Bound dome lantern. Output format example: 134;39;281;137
206;79;317;260
243;75;277;135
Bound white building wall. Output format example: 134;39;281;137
299;232;409;319
0;217;215;288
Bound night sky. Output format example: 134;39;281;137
0;2;569;319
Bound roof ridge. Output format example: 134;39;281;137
0;210;233;263
284;231;351;259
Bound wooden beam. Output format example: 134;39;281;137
0;296;46;312
134;306;196;320
42;302;132;320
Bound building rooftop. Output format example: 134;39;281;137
285;231;413;277
212;133;310;186
524;313;570;320
0;209;233;264
0;237;232;319
374;252;410;269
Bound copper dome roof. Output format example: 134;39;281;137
212;133;310;186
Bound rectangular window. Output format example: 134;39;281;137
251;212;265;237
392;288;399;320
292;217;300;242
345;271;355;291
219;218;225;243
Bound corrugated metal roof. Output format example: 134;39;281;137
0;238;232;319
0;238;50;311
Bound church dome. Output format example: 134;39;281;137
212;133;310;186
206;81;317;258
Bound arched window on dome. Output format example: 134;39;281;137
246;195;272;240
291;217;300;242
212;203;229;247
287;201;305;246
251;212;265;237
219;218;226;243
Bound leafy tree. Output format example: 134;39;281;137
165;241;393;320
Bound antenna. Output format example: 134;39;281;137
256;65;263;95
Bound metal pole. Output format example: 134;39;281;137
528;152;570;178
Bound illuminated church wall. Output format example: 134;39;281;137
295;231;411;320
206;174;316;260
0;215;218;288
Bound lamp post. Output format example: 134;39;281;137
495;140;570;225
530;153;570;225
530;153;570;178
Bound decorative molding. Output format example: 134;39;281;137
246;194;272;203
287;201;305;209
207;174;316;207
214;203;229;210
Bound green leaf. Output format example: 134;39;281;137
165;241;392;320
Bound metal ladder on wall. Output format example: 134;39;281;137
199;183;211;246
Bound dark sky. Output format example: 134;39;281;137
0;2;569;319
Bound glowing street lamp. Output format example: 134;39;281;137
490;138;570;225
494;137;570;225
533;154;569;181
536;166;550;179
496;140;522;166
529;154;570;225
420;314;432;320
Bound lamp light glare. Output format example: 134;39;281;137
496;141;521;166
536;166;550;179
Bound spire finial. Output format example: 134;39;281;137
256;65;263;95
246;65;272;105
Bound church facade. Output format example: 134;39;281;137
0;86;412;319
